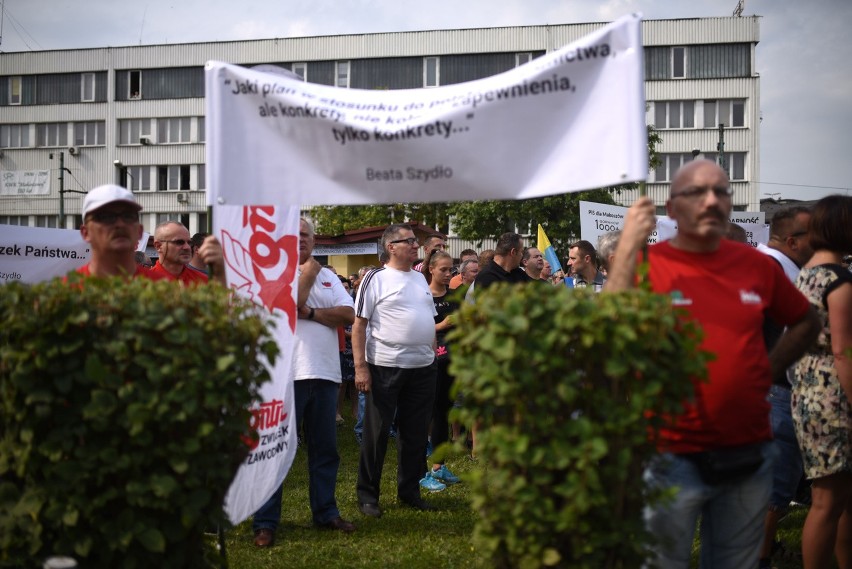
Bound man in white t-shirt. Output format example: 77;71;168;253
252;218;356;547
353;224;438;517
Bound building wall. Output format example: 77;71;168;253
0;16;761;231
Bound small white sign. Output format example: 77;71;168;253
1;170;51;196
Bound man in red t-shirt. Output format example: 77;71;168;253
605;160;820;569
149;221;210;285
75;184;225;282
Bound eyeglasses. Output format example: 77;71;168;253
390;237;418;246
670;186;734;200
89;211;139;224
160;239;191;247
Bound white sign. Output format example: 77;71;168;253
313;242;379;256
579;200;768;249
0;226;151;284
1;170;51;196
217;205;300;525
205;14;647;207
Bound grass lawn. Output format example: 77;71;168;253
216;399;810;569
219;402;481;569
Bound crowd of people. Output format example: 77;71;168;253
70;163;851;568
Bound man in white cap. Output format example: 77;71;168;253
76;184;225;282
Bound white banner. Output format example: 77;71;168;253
312;242;379;256
579;200;768;248
217;205;300;525
0;225;88;283
205;14;646;207
0;226;151;284
1;170;51;196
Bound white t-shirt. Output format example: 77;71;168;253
291;267;354;383
756;242;799;282
355;266;437;368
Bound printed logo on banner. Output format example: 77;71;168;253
220;205;299;331
242;399;289;465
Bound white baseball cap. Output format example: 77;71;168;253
82;185;141;218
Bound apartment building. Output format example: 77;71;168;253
0;15;760;232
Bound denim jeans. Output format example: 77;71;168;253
253;378;341;530
768;384;803;509
354;391;366;441
643;442;776;569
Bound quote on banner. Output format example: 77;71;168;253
579;200;768;249
205;13;647;208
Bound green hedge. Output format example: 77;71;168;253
450;284;710;569
0;276;278;568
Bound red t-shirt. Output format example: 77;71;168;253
148;260;209;285
75;263;167;280
646;240;810;453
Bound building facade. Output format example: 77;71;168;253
0;16;760;233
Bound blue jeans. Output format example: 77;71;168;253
768;384;803;509
643;442;776;569
253;379;341;530
354;391;366;441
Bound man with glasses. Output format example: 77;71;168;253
755;206;814;568
353;224;438;517
76;184;225;282
605;160;820;569
151;222;209;285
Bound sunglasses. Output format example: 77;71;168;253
89;211;139;224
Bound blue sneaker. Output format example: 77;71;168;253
430;464;460;485
419;471;447;492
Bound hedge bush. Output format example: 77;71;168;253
449;283;711;569
0;276;278;568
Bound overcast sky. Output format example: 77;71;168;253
1;0;849;201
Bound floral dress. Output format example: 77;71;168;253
791;264;852;479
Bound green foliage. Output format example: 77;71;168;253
0;277;278;568
309;202;451;235
449;283;710;568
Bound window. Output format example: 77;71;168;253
424;57;440;88
74;121;106;146
655;153;696;182
654;101;695;129
0;215;29;226
123;166;151;192
35;216;58;228
197;117;205;142
118;119;152;145
9;76;22;105
129;70;142;99
0;124;30;148
292;63;307;81
36;123;68;147
197;164;205;190
515;53;533;67
157;117;191;144
705;152;746;180
704;99;746;128
81;73;95;102
157;165;190;191
335;61;350;88
672;47;686;78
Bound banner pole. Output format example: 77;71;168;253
207;205;217;280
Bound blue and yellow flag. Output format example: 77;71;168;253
537;224;563;274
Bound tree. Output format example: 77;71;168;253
308;202;451;235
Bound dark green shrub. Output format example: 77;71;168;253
0;276;278;568
450;284;710;569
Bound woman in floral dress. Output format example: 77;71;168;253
791;194;852;569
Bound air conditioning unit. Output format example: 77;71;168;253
176;192;188;203
139;136;153;146
67;146;78;156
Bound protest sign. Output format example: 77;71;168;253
579;200;767;248
205;14;646;208
216;205;300;525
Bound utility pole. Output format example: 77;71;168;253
58;151;65;228
716;123;726;174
